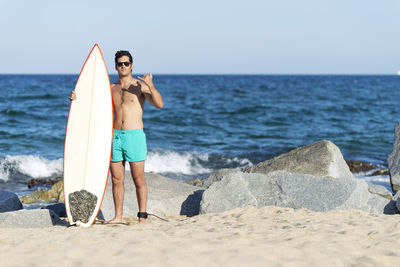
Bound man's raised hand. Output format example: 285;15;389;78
137;72;153;87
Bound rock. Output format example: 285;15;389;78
28;178;59;189
43;203;67;218
20;190;47;204
388;122;400;193
201;169;240;189
185;178;203;187
394;191;400;212
185;169;240;188
346;160;376;173
0;191;23;213
99;172;203;219
0;209;68;228
20;181;64;204
346;160;388;176
367;183;393;200
199;171;396;215
371;169;389;176
245;140;354;179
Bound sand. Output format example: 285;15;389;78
1;205;400;266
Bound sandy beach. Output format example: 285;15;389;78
1;205;400;267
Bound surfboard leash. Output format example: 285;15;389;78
138;212;169;222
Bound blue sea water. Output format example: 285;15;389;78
0;74;399;194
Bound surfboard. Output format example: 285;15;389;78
63;44;113;227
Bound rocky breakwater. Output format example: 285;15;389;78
1;172;202;227
200;140;397;215
15;172;203;221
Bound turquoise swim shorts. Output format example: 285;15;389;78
111;129;147;162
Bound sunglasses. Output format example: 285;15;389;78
116;62;131;67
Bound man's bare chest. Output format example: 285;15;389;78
112;84;144;106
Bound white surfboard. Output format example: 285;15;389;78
63;44;113;227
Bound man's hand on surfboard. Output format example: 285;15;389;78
69;91;77;101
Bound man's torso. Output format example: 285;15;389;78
111;78;146;130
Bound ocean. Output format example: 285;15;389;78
1;74;399;197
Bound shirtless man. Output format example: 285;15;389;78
70;50;163;223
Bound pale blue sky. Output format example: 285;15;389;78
1;0;400;74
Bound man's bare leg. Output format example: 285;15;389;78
108;160;125;223
129;161;148;222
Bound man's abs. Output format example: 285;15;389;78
114;104;144;130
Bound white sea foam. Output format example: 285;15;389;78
0;155;63;181
144;149;212;175
226;156;253;167
0;159;10;181
0;150;252;183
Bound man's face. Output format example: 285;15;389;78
115;55;133;76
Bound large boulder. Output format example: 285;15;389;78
0;209;68;228
99;172;203;219
0;190;23;213
245;140;354;179
388;122;400;193
199;171;396;215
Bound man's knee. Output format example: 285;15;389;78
112;175;124;186
132;175;146;188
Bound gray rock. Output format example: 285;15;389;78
388;122;400;193
201;168;240;188
367;183;393;200
0;190;23;213
99;172;203;219
185;168;240;188
200;171;396;215
43;203;67;218
0;209;68;228
394;191;400;212
184;178;204;187
20;181;63;204
245;140;354;179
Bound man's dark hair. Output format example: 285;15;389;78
115;50;133;64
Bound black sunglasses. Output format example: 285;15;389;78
117;62;131;67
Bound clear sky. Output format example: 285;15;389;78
1;0;400;74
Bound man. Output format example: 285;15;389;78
70;50;163;223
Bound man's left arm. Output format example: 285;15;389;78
138;72;164;109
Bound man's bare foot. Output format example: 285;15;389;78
106;217;126;224
138;217;148;223
137;212;148;223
